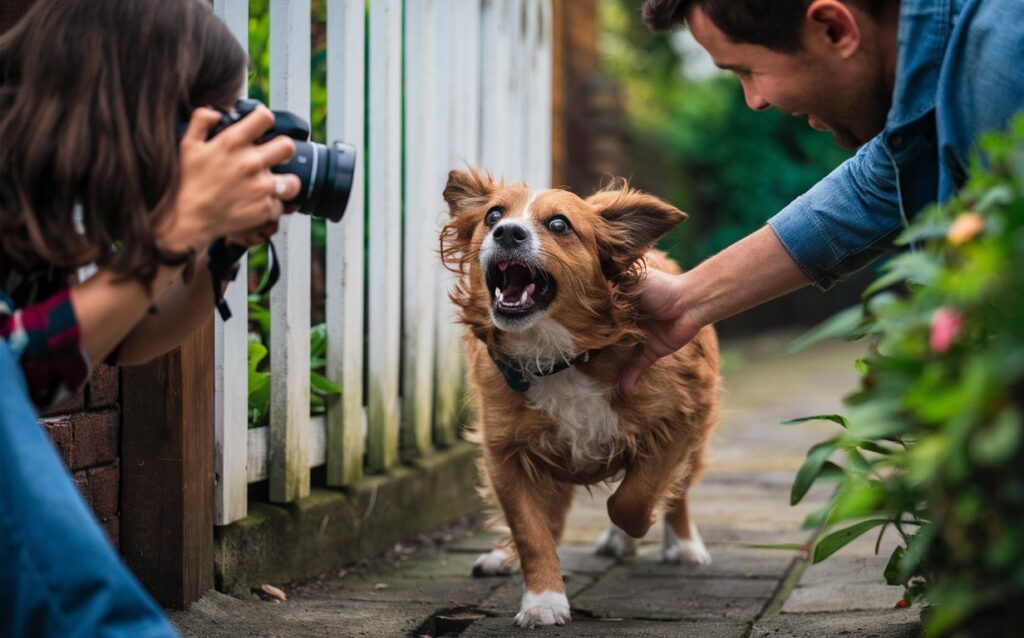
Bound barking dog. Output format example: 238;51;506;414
440;169;720;628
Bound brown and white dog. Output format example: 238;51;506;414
440;169;720;628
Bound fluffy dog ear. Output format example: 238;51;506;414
440;168;495;272
443;168;494;216
590;185;686;278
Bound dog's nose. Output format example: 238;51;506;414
492;222;530;249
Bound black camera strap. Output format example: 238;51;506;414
207;237;280;321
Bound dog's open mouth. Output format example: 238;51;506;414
485;258;556;319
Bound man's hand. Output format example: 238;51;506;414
619;269;705;395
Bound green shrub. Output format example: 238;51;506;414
792;115;1024;636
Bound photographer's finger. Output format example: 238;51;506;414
272;174;302;202
182;107;223;143
255;135;297;168
218;105;275;148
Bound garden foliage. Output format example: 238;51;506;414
791;116;1024;636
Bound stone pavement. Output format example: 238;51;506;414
170;332;922;637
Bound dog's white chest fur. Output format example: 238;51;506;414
504;318;621;467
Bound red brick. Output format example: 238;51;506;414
101;516;120;548
70;411;119;470
72;470;92;508
87;365;120;408
41;416;75;466
87;463;119;520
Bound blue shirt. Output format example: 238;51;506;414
767;0;1024;289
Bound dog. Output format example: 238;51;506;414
440;169;720;628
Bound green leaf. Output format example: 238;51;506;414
781;414;849;428
813;519;888;563
969;406;1022;466
884;546;906;585
863;252;942;297
785;305;864;354
310;370;342;395
791;439;839;505
310;323;328;359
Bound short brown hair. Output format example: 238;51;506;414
642;0;889;52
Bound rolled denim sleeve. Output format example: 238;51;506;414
767;136;905;290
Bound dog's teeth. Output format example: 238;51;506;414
525;283;536;296
495;288;503;302
520;289;529;304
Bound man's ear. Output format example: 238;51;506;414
443;168;495;217
589;185;686;277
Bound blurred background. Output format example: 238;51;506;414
554;0;872;338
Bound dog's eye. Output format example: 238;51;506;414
547;216;571;234
485;208;503;226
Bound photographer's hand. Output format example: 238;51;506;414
158;106;301;254
70;107;301;367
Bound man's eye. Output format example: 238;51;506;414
485;208;503;226
548;216;570;234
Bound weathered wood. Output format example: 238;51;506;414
247;415;326;483
212;0;250;527
268;0;312;502
121;319;214;610
401;0;438;460
366;0;403;472
325;0;367;486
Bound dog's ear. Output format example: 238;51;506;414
589;184;686;279
440;168;496;272
443;168;495;217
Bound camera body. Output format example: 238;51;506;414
207;99;356;222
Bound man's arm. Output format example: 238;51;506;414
620;135;906;393
620;226;810;393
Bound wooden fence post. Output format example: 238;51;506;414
121;320;215;610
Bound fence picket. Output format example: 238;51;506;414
325;0;366;486
268;0;312;502
213;0;250;526
366;0;403;472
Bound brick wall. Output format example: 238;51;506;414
38;365;122;547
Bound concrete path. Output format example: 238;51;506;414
170;332;922;637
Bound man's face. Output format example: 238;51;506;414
688;5;891;151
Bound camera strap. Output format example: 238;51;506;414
207;237;280;321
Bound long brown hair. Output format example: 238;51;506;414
0;0;248;286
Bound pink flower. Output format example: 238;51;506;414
930;307;964;353
947;212;984;245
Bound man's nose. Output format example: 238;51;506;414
741;81;770;112
492;222;531;249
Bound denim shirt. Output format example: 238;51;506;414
767;0;1024;289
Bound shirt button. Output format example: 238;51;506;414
889;133;905;149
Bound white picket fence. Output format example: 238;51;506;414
212;0;553;526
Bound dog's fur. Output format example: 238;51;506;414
440;169;720;628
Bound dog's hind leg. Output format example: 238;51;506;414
661;454;711;565
594;524;638;559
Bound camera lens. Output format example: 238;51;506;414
272;140;356;222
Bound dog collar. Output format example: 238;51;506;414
489;349;599;393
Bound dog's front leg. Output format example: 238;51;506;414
490;458;571;628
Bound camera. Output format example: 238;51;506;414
206;98;356;222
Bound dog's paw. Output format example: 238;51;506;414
472;548;518;577
514;590;571;628
662;524;712;565
594;525;638;559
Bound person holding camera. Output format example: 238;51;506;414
0;0;301;635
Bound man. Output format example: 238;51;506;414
621;0;1024;392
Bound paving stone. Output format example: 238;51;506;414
445;531;504;554
784;534;905;613
462;617;748;638
316;574;501;608
557;545;617;576
572;571;777;621
170;590;435;638
621;544;796;580
394;549;483;578
752;609;921;638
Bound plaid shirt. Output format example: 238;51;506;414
0;261;92;408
